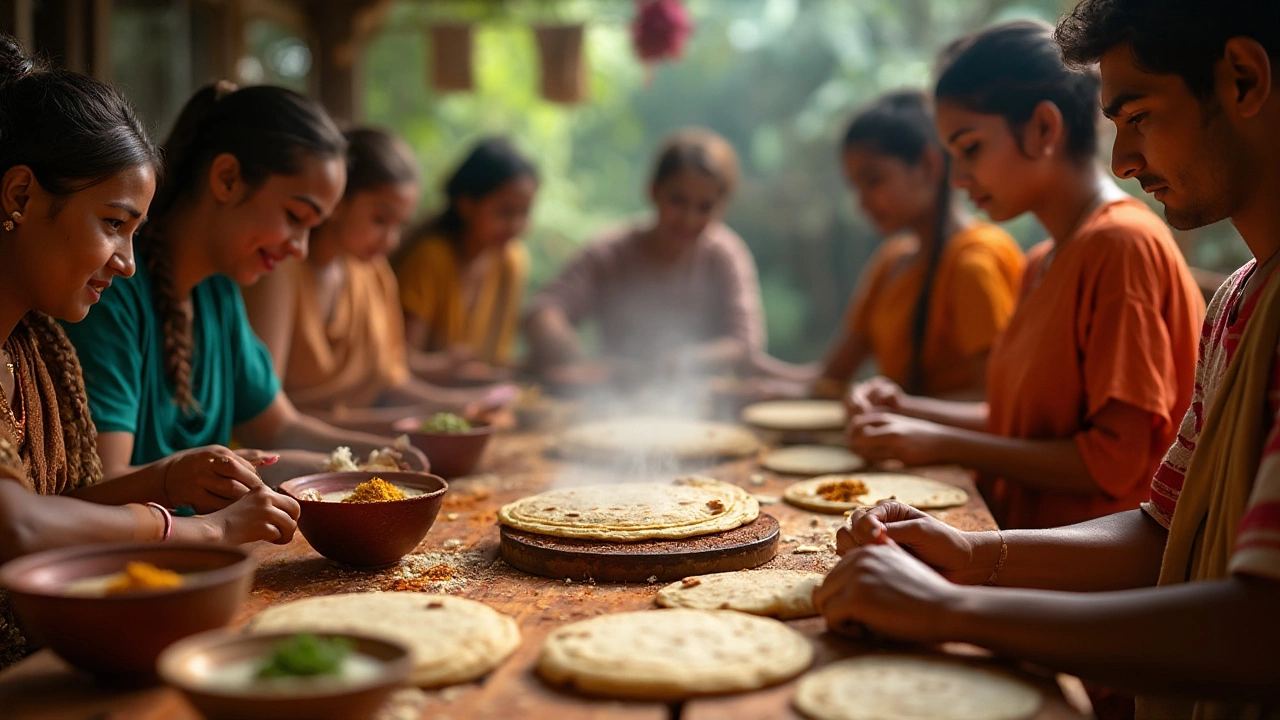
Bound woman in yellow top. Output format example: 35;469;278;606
394;139;539;384
244;129;504;434
811;91;1023;399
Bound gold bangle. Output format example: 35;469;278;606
982;529;1007;586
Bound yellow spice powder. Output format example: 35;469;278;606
342;477;408;503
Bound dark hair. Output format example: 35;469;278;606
0;34;158;212
396;137;537;260
1056;0;1280;99
137;82;346;413
343;127;419;198
0;35;151;485
651;127;740;198
935;20;1101;162
843;91;951;394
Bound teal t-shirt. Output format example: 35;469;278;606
61;260;281;466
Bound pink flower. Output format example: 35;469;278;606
632;0;693;63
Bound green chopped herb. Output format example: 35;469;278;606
256;633;353;679
419;412;473;434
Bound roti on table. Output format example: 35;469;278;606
555;417;760;462
498;476;759;541
784;473;968;514
793;655;1042;720
247;592;519;687
760;445;865;475
655;569;823;619
741;400;847;432
539;608;813;699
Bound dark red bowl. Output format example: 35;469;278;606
0;542;255;685
392;417;494;478
278;471;447;568
159;630;412;720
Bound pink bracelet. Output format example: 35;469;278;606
145;502;173;542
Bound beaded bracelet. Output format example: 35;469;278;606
145;502;174;542
983;528;1007;586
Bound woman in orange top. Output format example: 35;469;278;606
847;20;1204;529
812;91;1023;400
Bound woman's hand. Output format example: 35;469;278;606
202;485;300;545
814;541;965;644
835;500;980;582
160;445;274;514
848;412;949;466
845;376;904;416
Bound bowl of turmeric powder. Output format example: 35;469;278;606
279;471;448;569
0;542;255;685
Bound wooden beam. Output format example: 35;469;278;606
304;0;394;124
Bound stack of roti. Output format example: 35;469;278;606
741;400;847;432
247;593;520;687
784;473;968;514
499;476;758;541
793;655;1041;720
655;569;823;619
539;608;813;699
554;417;760;464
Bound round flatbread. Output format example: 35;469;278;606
539;608;812;699
498;476;758;541
556;417;760;463
655;569;823;619
741;400;846;432
247;592;519;688
760;445;865;475
793;655;1042;720
784;473;968;514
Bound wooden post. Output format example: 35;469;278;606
305;0;393;124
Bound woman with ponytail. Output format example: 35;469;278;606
394;138;538;384
810;91;1023;400
0;39;299;670
244;129;511;433
62;83;425;485
846;21;1204;530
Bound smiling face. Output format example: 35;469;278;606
934;100;1064;223
5;163;156;321
1099;44;1245;231
207;152;347;285
458;175;537;253
328;182;420;262
842;145;940;236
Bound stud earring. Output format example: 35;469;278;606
2;211;18;232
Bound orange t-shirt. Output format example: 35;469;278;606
846;223;1024;396
984;198;1205;529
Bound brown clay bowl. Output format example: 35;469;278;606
0;542;255;685
159;630;411;720
392;417;493;478
278;471;447;568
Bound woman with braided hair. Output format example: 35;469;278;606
63;83;427;485
0;37;300;669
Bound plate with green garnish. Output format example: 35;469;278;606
158;630;411;720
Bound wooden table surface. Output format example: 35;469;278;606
0;429;1090;720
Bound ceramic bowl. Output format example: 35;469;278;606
278;471;447;568
392;418;493;479
0;542;255;685
159;630;411;720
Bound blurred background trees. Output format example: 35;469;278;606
111;0;1249;362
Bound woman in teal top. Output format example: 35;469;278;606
63;82;423;485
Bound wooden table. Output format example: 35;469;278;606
0;431;1090;720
